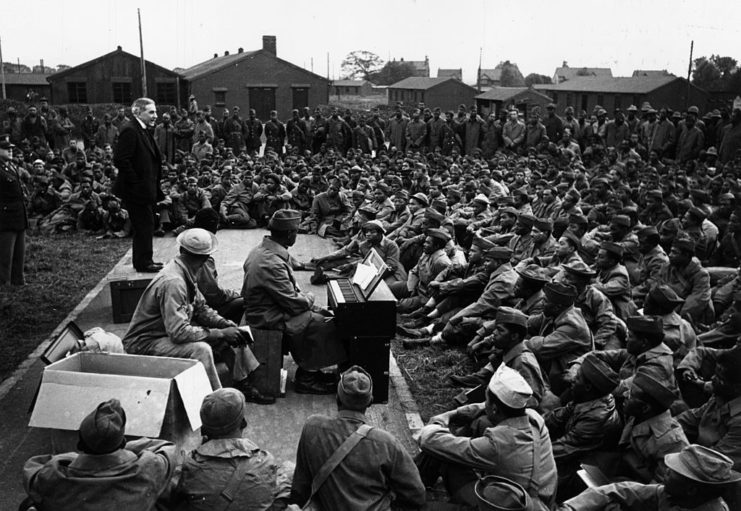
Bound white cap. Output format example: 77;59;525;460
177;228;218;255
487;364;532;409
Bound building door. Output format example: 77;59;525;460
292;87;309;111
249;87;276;120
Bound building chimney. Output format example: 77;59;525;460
117;45;122;51
262;35;276;56
562;60;568;68
224;50;230;56
238;47;244;53
214;53;218;59
40;59;44;70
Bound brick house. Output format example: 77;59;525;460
46;46;183;106
534;76;709;115
387;77;478;111
181;36;329;120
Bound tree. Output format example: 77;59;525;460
371;61;416;86
340;50;384;81
499;61;525;87
2;61;32;74
692;54;740;91
525;73;552;87
55;65;71;72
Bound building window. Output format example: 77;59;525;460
614;94;622;111
596;94;604;108
112;82;132;104
581;94;588;113
67;82;87;103
213;90;227;106
156;82;177;105
552;92;559;105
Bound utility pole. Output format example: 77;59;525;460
311;57;313;73
138;8;147;97
0;36;6;100
477;47;483;92
686;40;694;109
326;52;330;80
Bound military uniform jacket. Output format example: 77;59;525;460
659;258;713;324
594;263;637;321
635;245;669;292
526;306;593;391
419;408;557;510
590;343;677;400
241;237;313;331
408;248;451;297
546;395;622;463
577;286;618;349
678;395;741;470
451;263;518;320
509;233;534;265
23;439;175;511
490;343;547;409
619;411;689;483
0;159;28;231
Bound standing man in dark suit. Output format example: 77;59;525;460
113;98;164;273
0;139;27;286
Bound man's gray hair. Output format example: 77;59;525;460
131;97;155;115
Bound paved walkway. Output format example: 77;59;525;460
0;229;421;508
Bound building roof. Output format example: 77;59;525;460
535;75;682;94
180;50;259;80
632;69;674;78
553;65;613;83
437;68;462;80
475;86;552;102
332;79;368;87
1;73;52;86
389;76;476;91
48;46;178;81
181;48;328;83
479;66;503;81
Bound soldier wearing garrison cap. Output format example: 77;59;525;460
659;234;714;324
545;353;622;498
398;233;498;340
430;245;518;349
243;210;348;395
576;314;677;407
509;213;537;265
526;281;592;395
449;305;547;410
389;226;451;315
560;260;622;350
632;225;670;306
417;364;557;509
22;399;176;510
619;372;689;483
594;240;637;322
643;284;697;366
175;388;291;509
292;366;425;510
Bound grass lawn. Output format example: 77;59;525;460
0;232;129;381
391;338;478;422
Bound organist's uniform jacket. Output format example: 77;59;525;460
242;236;346;370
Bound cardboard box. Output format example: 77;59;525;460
109;278;152;323
29;352;212;454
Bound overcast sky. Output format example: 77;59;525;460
2;0;740;83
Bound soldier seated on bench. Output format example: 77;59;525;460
122;228;274;404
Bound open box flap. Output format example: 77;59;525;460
29;370;172;437
173;361;212;431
